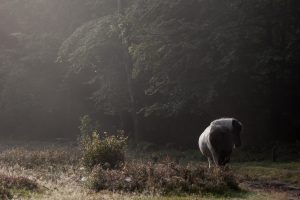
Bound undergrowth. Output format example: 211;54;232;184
79;115;128;171
87;158;240;196
79;131;127;171
0;173;39;199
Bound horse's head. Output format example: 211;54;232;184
232;119;242;148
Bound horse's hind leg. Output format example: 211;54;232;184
211;150;220;167
208;157;212;168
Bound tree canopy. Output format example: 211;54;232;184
0;0;299;146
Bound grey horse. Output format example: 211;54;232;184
198;118;242;168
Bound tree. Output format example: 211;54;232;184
1;0;299;144
58;14;140;139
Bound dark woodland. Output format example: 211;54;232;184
0;0;300;147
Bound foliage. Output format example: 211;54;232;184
79;131;127;170
0;0;300;145
79;115;101;136
87;159;240;195
56;0;300;145
58;15;131;116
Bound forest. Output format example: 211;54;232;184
1;0;300;146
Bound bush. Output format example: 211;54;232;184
79;131;127;171
86;159;240;195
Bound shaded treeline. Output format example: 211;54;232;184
0;0;299;146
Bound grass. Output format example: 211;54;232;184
0;146;79;169
233;162;300;186
0;140;298;199
0;173;40;199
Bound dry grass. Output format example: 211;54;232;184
0;141;298;199
0;187;12;200
0;146;79;169
87;160;239;195
0;142;81;199
0;173;39;199
0;173;38;190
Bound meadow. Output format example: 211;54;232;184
0;140;299;200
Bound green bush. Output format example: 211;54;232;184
79;131;127;171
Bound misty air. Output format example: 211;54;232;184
0;0;299;199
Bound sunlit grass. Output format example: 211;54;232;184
0;142;298;199
131;191;287;200
0;146;80;169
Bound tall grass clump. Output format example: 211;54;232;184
79;115;127;170
80;132;127;170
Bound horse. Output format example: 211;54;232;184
198;118;242;168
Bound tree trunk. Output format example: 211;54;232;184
118;0;139;142
123;49;139;142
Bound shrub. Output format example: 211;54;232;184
86;159;240;195
202;167;240;195
87;162;149;193
79;131;127;171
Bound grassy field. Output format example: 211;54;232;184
0;141;299;200
233;162;300;185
